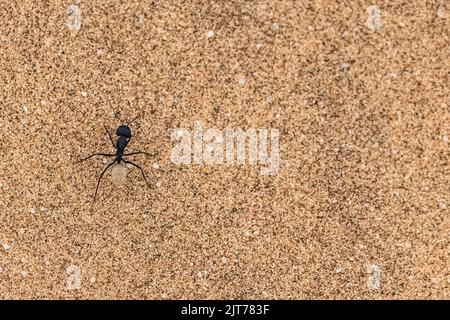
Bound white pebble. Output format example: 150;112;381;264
155;181;161;189
335;267;343;273
173;129;186;139
81;91;87;97
221;256;227;263
23;105;28;113
437;6;446;18
387;72;397;78
89;276;96;283
21;271;28;277
152;163;160;169
266;95;273;103
272;23;279;30
256;43;262;50
367;264;381;290
197;271;203;278
443;135;448;143
2;243;11;251
366;5;382;30
30;208;36;214
67;4;82;31
238;78;246;87
207;30;214;38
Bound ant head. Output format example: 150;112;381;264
116;124;131;138
114;110;141;139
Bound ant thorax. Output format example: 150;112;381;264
116;136;129;152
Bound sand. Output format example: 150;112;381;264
0;1;448;299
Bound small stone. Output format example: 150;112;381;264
81;91;88;97
207;30;214;38
335;267;343;273
21;271;28;277
2;243;11;251
266;95;273;104
256;43;262;50
238;78;246;87
387;72;397;78
152;163;160;169
111;164;127;185
443;135;448;143
23;105;28;113
197;271;203;278
272;23;280;30
155;181;161;189
30;208;36;214
221;256;227;263
90;276;96;283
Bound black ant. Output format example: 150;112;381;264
79;112;154;202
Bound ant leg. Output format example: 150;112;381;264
124;151;155;157
79;153;116;163
122;159;149;187
105;126;116;148
93;158;117;202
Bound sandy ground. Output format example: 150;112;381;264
0;1;448;299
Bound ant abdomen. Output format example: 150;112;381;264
116;125;131;139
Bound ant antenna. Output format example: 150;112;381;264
127;109;142;125
114;112;124;124
115;105;143;126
